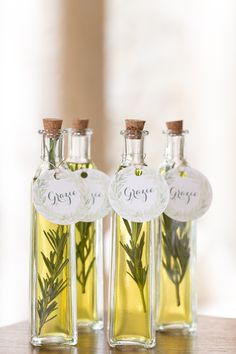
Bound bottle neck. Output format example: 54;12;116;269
67;133;92;163
121;137;146;166
41;134;64;168
164;134;186;165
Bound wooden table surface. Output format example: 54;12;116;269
0;316;236;354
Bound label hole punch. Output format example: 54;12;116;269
81;171;88;179
135;168;143;177
179;170;187;178
54;169;61;180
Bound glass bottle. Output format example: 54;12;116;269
108;119;156;349
30;119;77;346
155;120;197;333
67;119;104;330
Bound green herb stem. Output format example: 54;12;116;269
139;285;147;313
175;283;181;307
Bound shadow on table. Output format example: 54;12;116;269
31;347;78;354
156;332;197;354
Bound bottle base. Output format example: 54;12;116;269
31;334;78;347
108;337;156;349
77;320;103;331
156;322;197;335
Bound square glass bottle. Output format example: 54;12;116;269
108;119;156;349
67;119;104;330
155;120;197;333
30;119;77;346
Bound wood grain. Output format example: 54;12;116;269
0;316;236;354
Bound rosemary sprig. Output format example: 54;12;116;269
161;213;190;307
37;225;69;335
75;222;96;294
120;218;148;312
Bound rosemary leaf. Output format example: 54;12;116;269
122;218;132;236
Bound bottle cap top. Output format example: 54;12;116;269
125;119;145;131
43;118;63;134
166;120;183;135
72;119;89;130
124;119;146;139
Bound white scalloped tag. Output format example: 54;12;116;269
164;166;212;221
74;169;111;222
32;169;87;225
109;166;170;222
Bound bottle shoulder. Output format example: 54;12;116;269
118;162;147;171
159;158;188;174
33;160;70;180
67;160;96;171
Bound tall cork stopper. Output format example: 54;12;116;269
72;119;89;130
43;118;63;136
166;120;183;135
125;119;146;139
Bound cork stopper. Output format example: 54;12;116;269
166;120;183;135
43;118;63;136
125;119;146;139
72;119;89;130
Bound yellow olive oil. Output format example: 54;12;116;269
110;215;153;344
156;212;195;332
158;264;192;325
32;210;74;342
75;221;98;325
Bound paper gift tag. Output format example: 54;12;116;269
75;169;111;222
109;166;169;222
164;165;213;222
32;168;87;225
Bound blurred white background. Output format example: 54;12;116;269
1;0;236;326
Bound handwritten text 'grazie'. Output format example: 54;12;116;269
124;187;153;202
48;191;77;206
170;187;197;204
